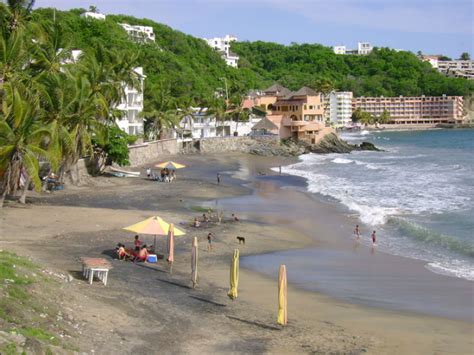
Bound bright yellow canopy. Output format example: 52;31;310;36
155;161;186;169
123;216;185;236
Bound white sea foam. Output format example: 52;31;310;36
276;130;474;281
332;158;354;164
426;262;474;281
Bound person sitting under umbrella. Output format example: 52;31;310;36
134;245;149;263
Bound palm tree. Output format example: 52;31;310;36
227;93;249;136
0;83;52;206
312;78;334;123
207;96;227;136
142;82;180;140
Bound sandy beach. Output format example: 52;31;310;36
1;153;473;354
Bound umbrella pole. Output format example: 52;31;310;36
154;235;157;254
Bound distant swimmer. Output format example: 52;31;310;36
354;224;360;240
371;230;377;246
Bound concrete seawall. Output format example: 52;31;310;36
197;136;280;154
128;138;178;167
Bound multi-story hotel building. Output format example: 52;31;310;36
326;92;353;127
353;95;464;125
437;60;474;80
115;67;146;135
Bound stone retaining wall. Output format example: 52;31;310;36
128;138;178;167
197;135;279;154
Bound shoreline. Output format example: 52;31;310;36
1;153;473;353
204;154;474;322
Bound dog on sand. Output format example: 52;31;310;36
236;236;245;244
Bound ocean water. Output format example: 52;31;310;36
275;129;474;281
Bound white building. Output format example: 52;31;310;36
333;42;373;55
225;52;239;68
333;45;346;55
204;34;239;67
326;92;353;127
62;50;146;135
81;11;106;20
116;67;146;135
357;42;373;55
179;107;260;139
119;23;155;43
421;55;440;68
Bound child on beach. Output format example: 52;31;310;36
207;232;213;251
232;213;240;222
371;230;377;245
134;235;142;251
193;217;201;228
354;225;360;240
217;173;221;185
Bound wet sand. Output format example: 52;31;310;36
0;153;472;354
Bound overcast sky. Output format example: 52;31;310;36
34;0;473;58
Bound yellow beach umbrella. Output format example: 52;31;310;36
123;216;185;252
277;264;288;326
227;249;239;300
155;161;186;169
191;237;198;288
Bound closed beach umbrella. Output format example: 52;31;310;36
277;264;288;326
191;237;198;288
167;223;175;273
123;216;185;252
155;161;186;170
227;249;239;300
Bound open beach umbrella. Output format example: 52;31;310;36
277;264;288;326
191;237;198;289
227;249;239;300
167;224;175;273
155;161;186;170
123;216;185;252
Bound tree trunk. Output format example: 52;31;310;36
0;165;13;208
0;188;7;208
19;175;30;204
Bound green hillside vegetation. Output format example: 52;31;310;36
32;8;263;102
232;41;474;97
32;8;473;102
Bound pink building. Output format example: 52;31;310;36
353;95;464;125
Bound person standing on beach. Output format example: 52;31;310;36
207;232;213;251
217;173;221;185
354;225;360;240
371;230;377;245
279;165;282;175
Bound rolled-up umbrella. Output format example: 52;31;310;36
167;223;175;273
277;264;287;326
191;237;198;289
227;249;239;300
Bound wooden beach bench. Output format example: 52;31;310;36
80;257;112;286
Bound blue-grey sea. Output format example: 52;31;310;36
277;129;474;281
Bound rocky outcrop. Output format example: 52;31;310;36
249;138;306;156
307;133;381;154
